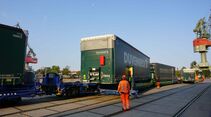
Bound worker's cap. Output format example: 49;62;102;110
122;75;126;79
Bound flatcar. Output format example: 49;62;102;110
41;72;99;96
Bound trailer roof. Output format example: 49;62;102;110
115;35;150;59
151;63;175;68
81;34;150;58
0;24;25;34
81;34;115;41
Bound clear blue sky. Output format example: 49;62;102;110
1;0;211;70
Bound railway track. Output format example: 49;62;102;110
173;84;211;117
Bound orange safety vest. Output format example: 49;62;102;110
118;80;130;94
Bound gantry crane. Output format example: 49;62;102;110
25;44;38;64
24;31;38;70
193;12;211;69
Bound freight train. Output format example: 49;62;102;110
41;34;176;96
0;24;38;102
0;24;177;100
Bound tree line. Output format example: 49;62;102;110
36;65;80;76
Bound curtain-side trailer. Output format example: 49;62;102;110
80;34;151;90
150;63;176;86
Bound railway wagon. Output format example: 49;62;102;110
80;34;151;90
0;24;36;102
150;63;176;86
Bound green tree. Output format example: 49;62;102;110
51;65;60;73
175;68;181;78
181;66;186;70
62;66;70;75
76;71;81;76
44;67;51;73
190;61;197;68
36;67;51;74
36;68;45;74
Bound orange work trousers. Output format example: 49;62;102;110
120;93;130;110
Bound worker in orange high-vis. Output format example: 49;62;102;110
118;74;130;111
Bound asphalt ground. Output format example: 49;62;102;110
49;83;190;117
1;81;207;117
112;79;211;117
52;80;211;117
180;80;211;117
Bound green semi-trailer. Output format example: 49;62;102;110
150;63;177;86
80;34;151;89
0;24;27;85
